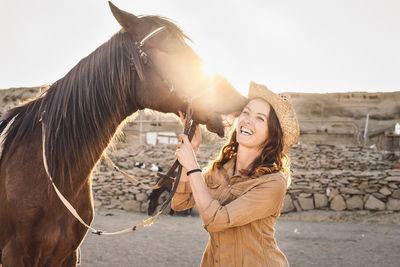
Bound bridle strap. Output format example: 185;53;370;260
156;104;196;212
139;26;165;47
153;121;197;189
129;65;144;110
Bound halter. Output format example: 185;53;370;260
130;26;216;109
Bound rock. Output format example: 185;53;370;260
365;188;378;193
319;179;330;184
281;194;295;213
328;188;339;201
298;197;314;210
372;192;386;200
385;169;400;176
122;200;141;212
314;193;328;208
140;202;149;213
340;188;363;194
387;198;400;211
299;193;312;198
128;188;140;194
391;189;400;199
384;176;400;182
358;182;369;190
110;198;122;207
338;178;350;185
99;166;107;172
330;195;346;211
364;195;385;210
293;199;302;212
93;199;102;209
388;183;398;189
346;196;363;210
135;193;148;202
379;187;392;196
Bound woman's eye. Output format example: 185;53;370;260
257;116;265;121
242;111;249;115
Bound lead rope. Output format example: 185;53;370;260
41;103;195;236
102;153;152;190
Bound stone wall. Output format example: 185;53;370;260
91;142;400;214
283;144;400;213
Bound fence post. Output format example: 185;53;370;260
363;113;369;147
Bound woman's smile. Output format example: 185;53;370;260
240;126;254;136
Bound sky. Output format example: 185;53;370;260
0;0;399;95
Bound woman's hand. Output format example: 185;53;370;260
175;134;200;171
178;110;202;152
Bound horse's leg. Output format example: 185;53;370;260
61;249;78;267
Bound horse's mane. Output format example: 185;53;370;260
1;15;187;189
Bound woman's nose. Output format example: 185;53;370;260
243;117;251;125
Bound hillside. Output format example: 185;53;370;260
1;86;400;148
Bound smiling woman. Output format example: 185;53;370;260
173;81;300;266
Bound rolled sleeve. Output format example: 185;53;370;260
200;200;224;228
172;170;211;211
171;181;195;211
201;176;287;233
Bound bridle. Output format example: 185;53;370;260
41;26;199;235
130;26;217;110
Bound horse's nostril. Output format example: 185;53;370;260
221;114;235;127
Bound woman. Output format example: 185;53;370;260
173;81;299;266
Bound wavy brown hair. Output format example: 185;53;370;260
210;102;291;187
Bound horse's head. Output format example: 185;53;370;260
109;2;247;137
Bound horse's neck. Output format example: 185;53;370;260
43;74;138;190
70;89;137;172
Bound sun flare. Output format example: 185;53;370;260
201;60;217;78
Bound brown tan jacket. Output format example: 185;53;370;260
172;158;289;267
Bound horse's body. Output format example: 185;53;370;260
0;3;246;266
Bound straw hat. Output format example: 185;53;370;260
248;81;300;153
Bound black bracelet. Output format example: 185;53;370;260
186;168;202;176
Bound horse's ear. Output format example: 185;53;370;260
108;1;140;31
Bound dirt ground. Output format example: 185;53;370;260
80;210;400;267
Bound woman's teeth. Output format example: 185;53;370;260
240;127;253;136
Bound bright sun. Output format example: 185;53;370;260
201;60;217;78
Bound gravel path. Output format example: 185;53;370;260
80;210;400;267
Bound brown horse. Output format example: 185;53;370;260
0;2;246;266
